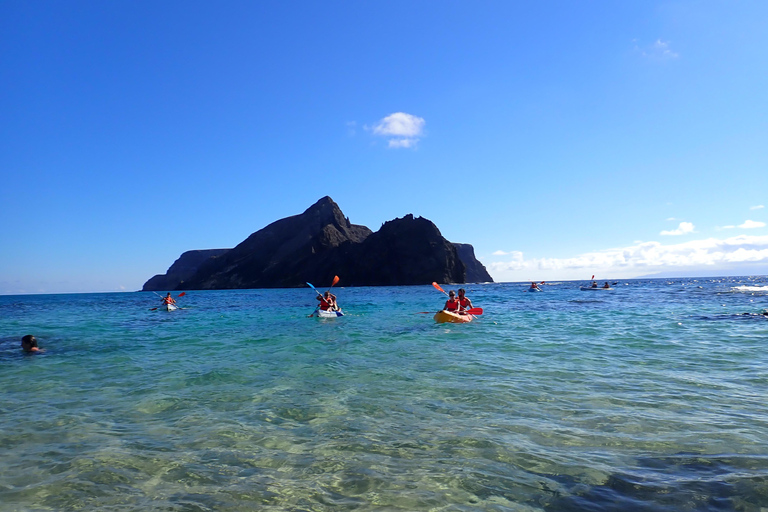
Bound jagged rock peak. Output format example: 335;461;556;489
302;196;349;228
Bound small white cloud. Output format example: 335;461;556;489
666;217;678;221
372;112;425;137
636;38;679;59
492;250;510;255
370;112;425;149
653;39;679;58
388;138;418;149
739;220;766;229
751;205;765;210
717;225;736;230
660;221;694;236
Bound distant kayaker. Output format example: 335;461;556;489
591;281;598;288
603;282;610;289
21;334;43;354
457;288;473;311
529;282;541;291
443;290;460;312
162;293;176;306
318;291;339;311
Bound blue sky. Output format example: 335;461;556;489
2;1;767;293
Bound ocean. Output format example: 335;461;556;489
1;277;767;511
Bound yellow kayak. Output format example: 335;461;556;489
434;310;474;324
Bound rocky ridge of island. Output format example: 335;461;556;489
142;197;492;291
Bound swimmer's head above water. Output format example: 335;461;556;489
21;334;42;353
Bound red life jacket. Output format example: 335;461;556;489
459;298;471;309
318;297;332;310
445;298;460;311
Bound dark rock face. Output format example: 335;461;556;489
177;197;373;290
142;249;230;291
328;214;466;286
453;243;493;283
142;196;493;290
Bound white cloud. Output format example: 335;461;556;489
388;138;417;149
653;39;679;58
660;221;694;236
486;235;768;281
493;250;524;256
635;39;679;59
750;205;765;210
739;220;766;229
370;112;425;149
717;225;736;230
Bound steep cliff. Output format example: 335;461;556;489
177;197;372;289
142;196;493;290
327;214;466;286
453;243;493;283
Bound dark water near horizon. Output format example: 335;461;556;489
1;277;767;511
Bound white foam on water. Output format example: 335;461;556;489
732;285;768;293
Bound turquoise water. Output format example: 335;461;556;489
2;278;768;511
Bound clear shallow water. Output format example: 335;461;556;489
1;277;767;511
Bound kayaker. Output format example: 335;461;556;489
162;293;176;306
21;334;43;354
529;282;540;291
317;291;338;311
457;288;473;311
591;281;598;288
443;290;460;312
603;282;610;289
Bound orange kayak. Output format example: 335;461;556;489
434;310;474;324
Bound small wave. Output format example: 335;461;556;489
732;285;768;293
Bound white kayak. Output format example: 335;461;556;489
311;308;343;318
159;303;178;311
526;287;542;292
580;286;613;291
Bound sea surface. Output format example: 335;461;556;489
1;277;768;511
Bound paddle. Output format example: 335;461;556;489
307;282;321;297
420;307;482;315
432;282;448;296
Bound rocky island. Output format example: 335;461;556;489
142;197;492;291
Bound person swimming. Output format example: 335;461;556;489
21;334;43;353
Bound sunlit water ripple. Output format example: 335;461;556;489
1;277;767;511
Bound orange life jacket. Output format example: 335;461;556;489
445;298;460;311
